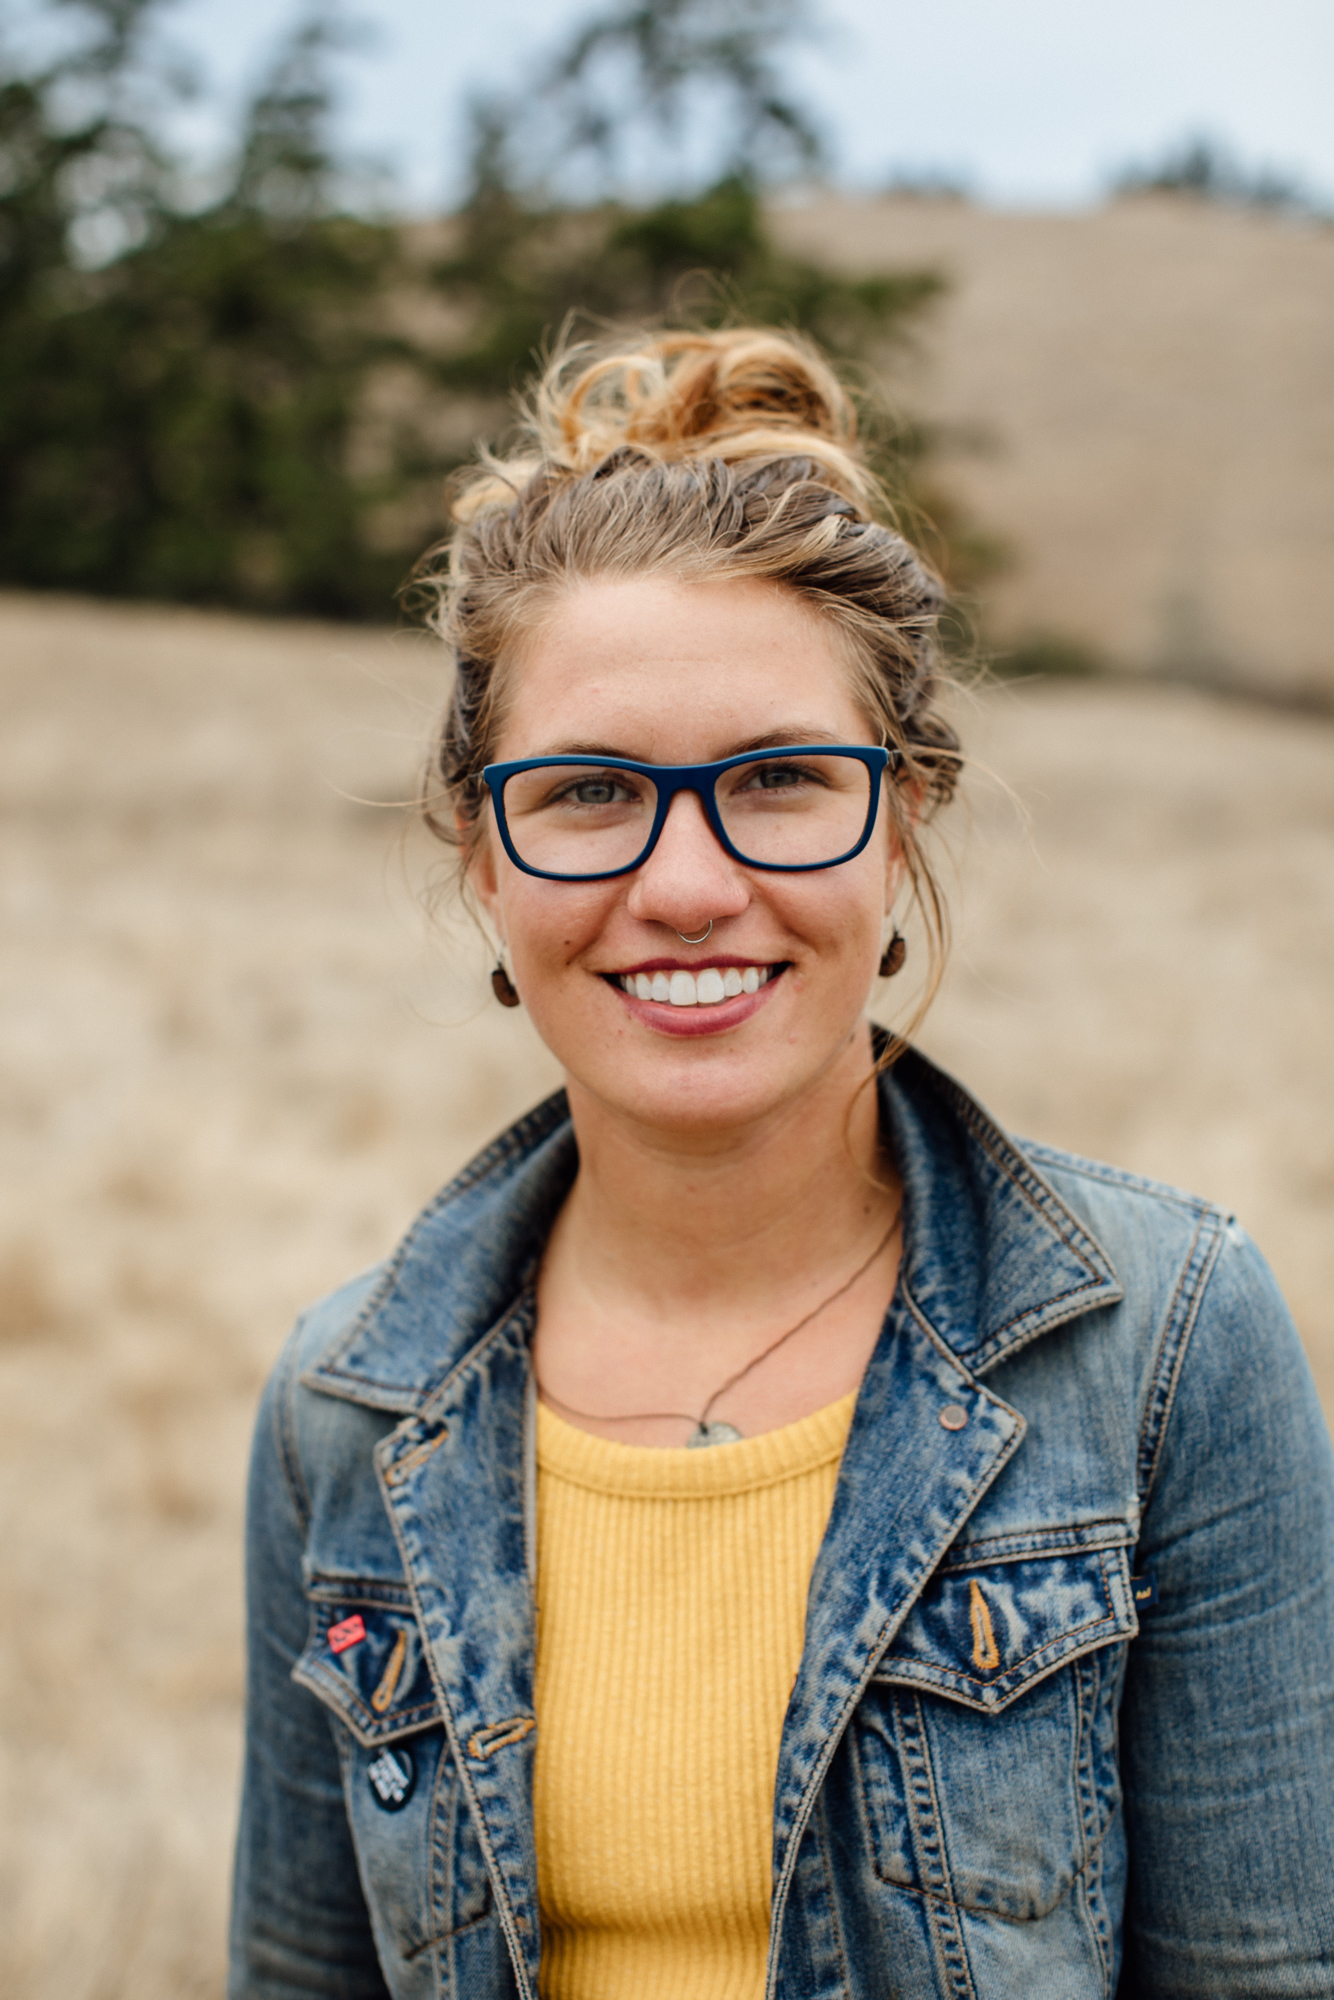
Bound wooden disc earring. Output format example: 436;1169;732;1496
879;931;907;978
491;960;521;1007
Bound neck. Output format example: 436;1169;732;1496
549;1022;895;1325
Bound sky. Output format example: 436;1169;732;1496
16;0;1334;211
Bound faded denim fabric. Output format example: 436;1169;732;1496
229;1047;1334;1999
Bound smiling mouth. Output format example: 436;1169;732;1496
608;964;784;1009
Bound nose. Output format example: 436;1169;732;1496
624;787;749;936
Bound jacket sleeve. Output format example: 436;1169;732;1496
1117;1224;1334;1998
229;1330;391;1999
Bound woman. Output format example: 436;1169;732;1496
230;330;1334;1999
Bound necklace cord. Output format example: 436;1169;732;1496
534;1207;902;1435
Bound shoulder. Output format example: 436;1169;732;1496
1017;1136;1226;1273
1014;1133;1282;1365
1017;1135;1329;1489
251;1262;401;1534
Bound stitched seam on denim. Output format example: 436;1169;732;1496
294;1658;441;1741
275;1322;313;1533
315;1091;570;1388
1135;1211;1226;1511
810;1801;854;2000
403;1908;495;1965
900;1288;983;1386
884;1811;1118;1927
420;1732;493;1983
931;1072;1110;1280
1075;1664;1114;2000
1019;1142;1218;1217
763;1406;1026;2000
874;1551;1132;1712
426;1287;538;1417
377;1476;539;2000
898;1691;978;2000
875;1620;1123;1709
523;1368;538;1591
306;1576;415;1608
1073;1652;1113;1994
902;1261;1106;1385
875;1607;1126;1705
940;1522;1135;1569
426;1719;453;1992
1072;1643;1091;1868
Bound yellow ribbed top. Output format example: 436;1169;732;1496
533;1391;857;2000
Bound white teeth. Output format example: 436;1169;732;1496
618;965;776;1006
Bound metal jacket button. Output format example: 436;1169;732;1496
939;1403;969;1431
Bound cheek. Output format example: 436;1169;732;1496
503;881;614;969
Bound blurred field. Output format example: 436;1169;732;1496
776;194;1334;700
2;588;1332;1996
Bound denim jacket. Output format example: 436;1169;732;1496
230;1047;1334;1999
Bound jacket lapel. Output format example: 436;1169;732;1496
374;1292;544;1998
769;1289;1025;1948
766;1047;1122;1962
303;1096;577;1999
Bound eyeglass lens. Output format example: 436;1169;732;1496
500;753;874;877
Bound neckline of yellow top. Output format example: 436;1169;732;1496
535;1390;858;1500
533;1209;901;1449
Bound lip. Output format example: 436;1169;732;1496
606;963;787;1038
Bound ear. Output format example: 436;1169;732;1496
462;818;503;935
895;771;927;830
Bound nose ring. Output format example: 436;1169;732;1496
675;920;713;945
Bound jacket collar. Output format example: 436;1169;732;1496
304;1043;1121;1414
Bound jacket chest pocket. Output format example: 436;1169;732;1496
293;1577;492;1967
851;1535;1137;1924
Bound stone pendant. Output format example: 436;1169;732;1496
687;1419;744;1448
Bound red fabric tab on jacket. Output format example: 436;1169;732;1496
328;1613;367;1655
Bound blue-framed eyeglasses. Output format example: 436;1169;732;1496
481;745;895;882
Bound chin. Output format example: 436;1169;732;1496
562;1004;873;1140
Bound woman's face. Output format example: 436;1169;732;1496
469;573;902;1139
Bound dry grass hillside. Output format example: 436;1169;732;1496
775;194;1334;701
2;577;1332;1996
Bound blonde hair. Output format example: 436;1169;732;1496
415;327;962;1020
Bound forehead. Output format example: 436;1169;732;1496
496;573;872;761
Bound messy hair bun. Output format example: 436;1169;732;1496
416;326;962;1009
452;329;877;521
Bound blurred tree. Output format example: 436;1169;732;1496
428;1;997;588
1112;134;1322;217
522;0;823;194
0;0;991;617
0;1;418;612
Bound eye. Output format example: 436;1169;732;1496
538;770;646;811
739;760;823;792
559;776;634;807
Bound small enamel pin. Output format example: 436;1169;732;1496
367;1744;416;1811
328;1613;367;1655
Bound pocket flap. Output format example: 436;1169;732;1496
872;1539;1138;1714
293;1576;441;1747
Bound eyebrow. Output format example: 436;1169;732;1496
533;726;854;761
